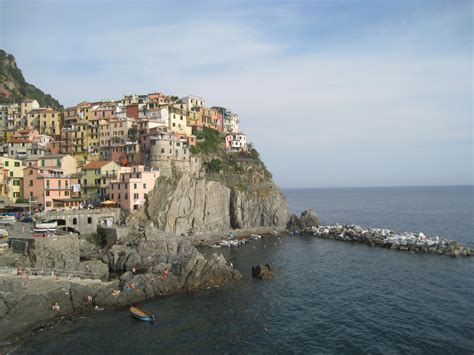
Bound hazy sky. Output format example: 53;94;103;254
1;0;472;188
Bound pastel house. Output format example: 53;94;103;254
107;165;159;211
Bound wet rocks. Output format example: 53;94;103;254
312;224;472;257
287;209;320;232
252;264;273;280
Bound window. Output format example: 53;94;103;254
87;217;92;224
73;218;77;225
125;193;128;200
13;192;19;198
143;183;146;189
4;161;8;167
46;201;51;207
56;159;61;167
14;162;20;167
134;183;137;189
13;180;20;186
46;191;50;196
29;180;33;186
134;192;139;199
9;172;13;177
65;190;69;196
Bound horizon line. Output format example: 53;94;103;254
281;184;474;190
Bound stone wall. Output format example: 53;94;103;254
36;208;121;235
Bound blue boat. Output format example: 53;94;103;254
129;306;155;322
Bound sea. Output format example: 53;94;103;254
9;186;474;354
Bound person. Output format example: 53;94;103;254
87;295;93;304
112;289;120;296
132;266;136;274
51;302;60;311
163;268;169;279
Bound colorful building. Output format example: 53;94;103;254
0;157;24;202
108;165;159;211
81;160;119;203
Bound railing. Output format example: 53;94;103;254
0;266;102;279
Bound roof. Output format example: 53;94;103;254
83;160;114;169
40;154;70;159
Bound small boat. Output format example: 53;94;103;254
35;221;58;230
129;306;155;322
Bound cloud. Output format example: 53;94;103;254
1;0;471;187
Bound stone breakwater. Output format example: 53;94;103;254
310;224;472;257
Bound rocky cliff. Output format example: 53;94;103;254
131;150;289;236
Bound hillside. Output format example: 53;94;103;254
0;49;62;109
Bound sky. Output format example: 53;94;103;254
0;0;472;188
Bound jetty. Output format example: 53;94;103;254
308;224;472;257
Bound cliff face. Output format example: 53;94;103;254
132;153;289;236
0;49;62;109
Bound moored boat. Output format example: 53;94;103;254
129;306;155;322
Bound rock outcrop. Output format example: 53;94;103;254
252;264;273;280
287;208;320;231
0;225;241;342
132;163;290;236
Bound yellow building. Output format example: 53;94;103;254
169;106;192;136
38;154;78;176
0;157;24;202
72;122;87;164
20;99;39;118
39;108;62;138
81;160;119;202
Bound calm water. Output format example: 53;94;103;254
10;186;474;354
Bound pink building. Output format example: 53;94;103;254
23;166;75;210
107;165;159;211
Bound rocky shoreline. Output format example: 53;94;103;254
0;224;243;344
308;224;472;257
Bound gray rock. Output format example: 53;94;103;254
252;264;273;280
131;166;289;235
31;235;80;270
287;214;300;231
78;260;109;280
299;209;320;229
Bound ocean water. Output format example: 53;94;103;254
9;186;474;354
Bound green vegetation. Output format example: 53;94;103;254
192;127;222;154
0;50;62;109
15;198;29;204
205;159;223;173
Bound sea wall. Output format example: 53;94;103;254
310;224;472;257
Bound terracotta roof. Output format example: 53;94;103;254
83;160;113;169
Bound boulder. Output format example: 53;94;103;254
252;264;273;280
287;213;300;231
78;260;109;280
299;209;320;229
31;235;80;270
79;238;101;260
